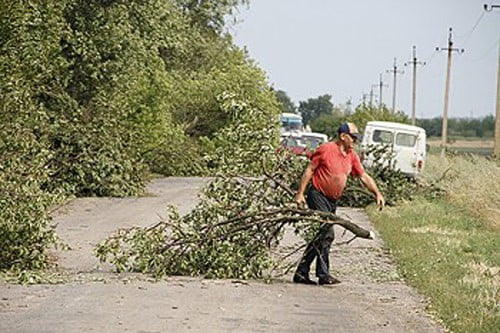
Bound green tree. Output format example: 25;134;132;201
347;104;410;133
417;118;442;137
174;0;249;32
298;94;333;125
0;1;68;270
310;103;410;138
274;90;296;114
0;0;281;273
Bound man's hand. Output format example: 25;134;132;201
376;192;385;210
295;192;306;207
360;173;385;210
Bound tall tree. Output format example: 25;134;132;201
298;94;333;125
275;90;296;114
174;0;248;32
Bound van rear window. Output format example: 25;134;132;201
372;130;393;144
396;133;417;147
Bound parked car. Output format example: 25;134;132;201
299;132;329;150
360;121;426;178
279;131;328;157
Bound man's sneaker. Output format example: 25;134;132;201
293;273;317;285
318;275;341;285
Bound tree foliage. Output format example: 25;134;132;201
174;0;249;33
339;144;418;207
310;104;410;138
274;89;296;114
95;122;377;280
0;2;67;270
0;0;280;272
417;115;495;138
298;94;334;125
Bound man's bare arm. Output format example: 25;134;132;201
295;164;315;205
360;172;385;207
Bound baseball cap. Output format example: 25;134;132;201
337;122;361;141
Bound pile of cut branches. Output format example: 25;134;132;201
95;145;425;280
95;151;373;279
340;144;419;207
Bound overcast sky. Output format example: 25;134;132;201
230;0;500;119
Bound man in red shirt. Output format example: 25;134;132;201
293;122;385;285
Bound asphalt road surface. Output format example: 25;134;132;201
0;177;445;333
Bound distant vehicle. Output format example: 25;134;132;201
360;121;426;178
280;113;304;133
280;131;328;157
299;132;329;150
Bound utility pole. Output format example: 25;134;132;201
386;58;404;113
494;42;500;157
362;93;369;106
485;3;500;157
378;73;388;109
404;46;426;125
369;84;378;107
436;28;464;157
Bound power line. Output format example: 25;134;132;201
455;0;494;44
455;11;486;41
422;49;439;67
467;36;500;62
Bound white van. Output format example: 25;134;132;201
360;121;426;178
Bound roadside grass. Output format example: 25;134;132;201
366;154;500;332
424;154;499;231
367;200;499;332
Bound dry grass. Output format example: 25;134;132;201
365;151;500;332
423;154;500;231
368;200;500;332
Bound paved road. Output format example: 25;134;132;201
0;177;445;333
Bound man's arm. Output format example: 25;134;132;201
295;163;315;206
360;172;385;208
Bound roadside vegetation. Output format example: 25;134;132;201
367;154;499;333
0;0;278;277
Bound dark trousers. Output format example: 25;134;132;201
296;187;336;279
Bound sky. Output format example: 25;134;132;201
230;0;500;119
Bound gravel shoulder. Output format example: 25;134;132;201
0;177;445;333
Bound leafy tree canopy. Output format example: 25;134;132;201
274;89;296;114
298;94;333;125
174;0;249;33
0;0;280;273
310;104;409;138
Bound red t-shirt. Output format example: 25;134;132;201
310;142;364;200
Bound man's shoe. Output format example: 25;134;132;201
318;275;341;285
293;273;317;285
